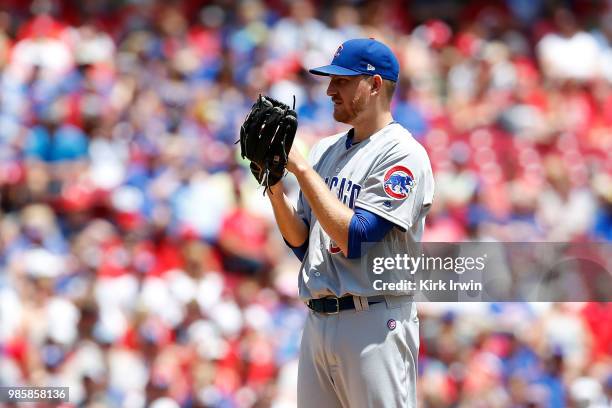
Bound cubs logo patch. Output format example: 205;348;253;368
387;319;397;330
334;44;343;57
383;165;415;200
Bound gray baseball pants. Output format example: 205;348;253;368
297;296;419;408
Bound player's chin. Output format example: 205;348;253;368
332;107;352;123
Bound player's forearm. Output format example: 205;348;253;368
267;183;309;247
292;163;353;255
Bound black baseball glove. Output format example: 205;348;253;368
238;95;298;194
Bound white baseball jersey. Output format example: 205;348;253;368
297;122;435;301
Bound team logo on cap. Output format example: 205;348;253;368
383;165;415;200
387;319;397;330
334;45;343;57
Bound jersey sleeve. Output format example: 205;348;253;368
283;236;308;261
354;144;434;231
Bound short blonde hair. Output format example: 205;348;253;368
383;79;397;103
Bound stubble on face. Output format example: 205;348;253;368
332;78;369;124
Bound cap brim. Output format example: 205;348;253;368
309;64;362;77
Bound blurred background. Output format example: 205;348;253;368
0;0;611;407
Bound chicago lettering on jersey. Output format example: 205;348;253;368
324;176;362;209
324;176;362;254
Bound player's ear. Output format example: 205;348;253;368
370;75;383;96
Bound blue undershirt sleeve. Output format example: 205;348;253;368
347;208;394;259
283;218;310;262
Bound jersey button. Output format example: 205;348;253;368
314;272;320;277
335;167;340;172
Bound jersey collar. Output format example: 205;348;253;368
345;121;398;150
345;128;357;149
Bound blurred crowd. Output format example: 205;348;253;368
0;0;611;407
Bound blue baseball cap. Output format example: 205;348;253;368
309;38;400;82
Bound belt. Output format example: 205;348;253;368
307;295;385;314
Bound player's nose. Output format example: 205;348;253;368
326;80;337;96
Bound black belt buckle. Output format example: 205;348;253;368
308;297;341;315
327;297;340;314
308;296;385;315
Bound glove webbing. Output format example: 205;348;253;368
240;95;296;196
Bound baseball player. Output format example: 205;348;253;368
266;38;434;408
